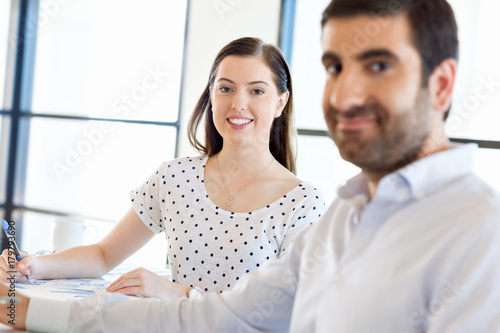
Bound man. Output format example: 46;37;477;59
2;0;500;331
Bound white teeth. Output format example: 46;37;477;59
228;118;252;125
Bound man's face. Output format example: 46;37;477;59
321;14;435;174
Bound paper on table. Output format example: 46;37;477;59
14;279;110;300
6;264;171;302
101;263;172;282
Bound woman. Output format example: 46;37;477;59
0;37;325;299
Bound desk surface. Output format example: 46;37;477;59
0;264;171;332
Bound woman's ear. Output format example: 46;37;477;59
275;91;290;118
428;58;457;116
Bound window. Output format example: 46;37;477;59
296;135;359;204
289;0;359;205
0;0;10;107
1;0;188;268
0;116;8;205
446;0;500;141
22;118;177;220
0;0;11;209
287;0;500;204
31;0;185;123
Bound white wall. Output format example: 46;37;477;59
177;0;282;157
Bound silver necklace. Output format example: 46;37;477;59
216;154;274;211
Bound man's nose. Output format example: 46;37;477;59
328;69;368;112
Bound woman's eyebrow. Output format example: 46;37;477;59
218;78;269;86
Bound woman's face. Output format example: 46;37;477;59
210;55;289;149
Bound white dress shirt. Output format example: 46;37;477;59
26;144;500;332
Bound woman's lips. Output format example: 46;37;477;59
227;117;253;129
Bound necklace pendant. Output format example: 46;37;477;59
227;197;234;210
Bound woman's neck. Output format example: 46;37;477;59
216;145;275;176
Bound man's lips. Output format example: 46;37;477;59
336;116;377;130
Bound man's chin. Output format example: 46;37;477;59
337;146;387;172
337;146;367;166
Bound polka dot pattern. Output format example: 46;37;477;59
130;156;326;293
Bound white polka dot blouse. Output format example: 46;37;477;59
130;156;326;293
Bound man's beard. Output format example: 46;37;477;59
325;90;433;175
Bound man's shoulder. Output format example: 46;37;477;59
453;173;500;208
416;172;500;232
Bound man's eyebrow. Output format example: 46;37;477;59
356;49;399;61
217;78;269;86
321;52;341;64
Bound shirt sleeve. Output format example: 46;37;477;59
130;164;166;234
278;184;326;256
27;293;184;333
426;218;500;332
24;233;307;332
25;297;71;332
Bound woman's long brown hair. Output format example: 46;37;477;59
187;37;297;174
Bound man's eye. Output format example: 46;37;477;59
326;64;342;75
370;62;391;73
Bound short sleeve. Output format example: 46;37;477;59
278;183;326;256
130;165;165;234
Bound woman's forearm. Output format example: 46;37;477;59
35;243;110;279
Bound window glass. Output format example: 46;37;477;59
296;135;360;206
291;0;331;130
444;0;500;140
31;0;187;122
19;118;177;220
0;1;10;108
0;116;9;204
15;210;167;269
473;147;500;193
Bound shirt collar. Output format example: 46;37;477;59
338;143;477;201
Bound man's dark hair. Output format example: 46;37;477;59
321;0;458;120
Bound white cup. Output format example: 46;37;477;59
52;218;98;252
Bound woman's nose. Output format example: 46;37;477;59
231;93;248;112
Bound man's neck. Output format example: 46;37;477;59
364;139;450;199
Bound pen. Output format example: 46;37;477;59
1;219;30;281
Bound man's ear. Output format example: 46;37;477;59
428;58;457;115
275;91;290;118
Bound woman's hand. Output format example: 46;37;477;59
0;249;41;282
106;267;191;300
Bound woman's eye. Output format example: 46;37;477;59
219;87;232;93
252;89;264;95
370;62;391;73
